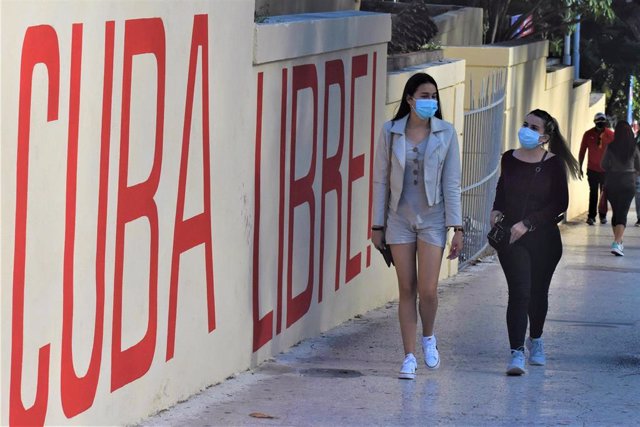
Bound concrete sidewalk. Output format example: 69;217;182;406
142;214;640;426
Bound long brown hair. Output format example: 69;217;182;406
529;109;581;180
607;121;636;162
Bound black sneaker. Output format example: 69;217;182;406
635;220;640;227
600;217;607;225
586;218;595;225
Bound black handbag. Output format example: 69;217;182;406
487;215;510;251
487;151;548;251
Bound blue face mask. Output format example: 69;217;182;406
518;126;542;150
413;98;438;120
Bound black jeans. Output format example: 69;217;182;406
498;226;562;350
586;169;607;220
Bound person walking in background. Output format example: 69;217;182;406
371;73;463;380
490;109;581;375
632;120;640;227
600;121;640;256
579;112;614;225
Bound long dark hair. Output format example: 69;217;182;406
392;73;443;121
607;121;636;162
529;109;581;180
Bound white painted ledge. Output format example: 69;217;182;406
254;11;391;65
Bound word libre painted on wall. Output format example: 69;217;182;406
9;14;380;426
252;53;379;351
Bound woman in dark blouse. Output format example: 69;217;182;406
490;109;581;375
600;121;640;256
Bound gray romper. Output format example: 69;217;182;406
385;135;447;248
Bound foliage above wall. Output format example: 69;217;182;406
360;1;439;54
580;0;640;121
418;0;615;44
422;0;638;120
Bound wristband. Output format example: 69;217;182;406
452;226;464;234
371;226;384;231
522;219;535;231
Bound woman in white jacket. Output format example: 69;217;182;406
371;73;463;379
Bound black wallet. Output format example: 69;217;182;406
378;243;394;267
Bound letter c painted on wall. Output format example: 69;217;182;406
10;24;60;426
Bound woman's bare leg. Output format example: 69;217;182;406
391;243;418;355
416;240;444;336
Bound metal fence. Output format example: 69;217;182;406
459;71;506;268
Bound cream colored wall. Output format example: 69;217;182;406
251;10;395;362
384;59;467;279
0;1;257;425
567;83;607;220
0;2;391;425
1;2;607;424
521;64;606;222
443;41;603;221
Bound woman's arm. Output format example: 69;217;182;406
492;153;507;214
440;125;463;259
371;124;391;228
441;127;462;227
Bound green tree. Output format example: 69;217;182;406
421;0;637;119
580;1;640;121
420;0;615;44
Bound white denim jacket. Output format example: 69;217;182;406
371;115;462;228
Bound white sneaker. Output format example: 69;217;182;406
398;353;417;380
526;337;546;365
422;336;440;369
611;242;624;256
506;349;526;375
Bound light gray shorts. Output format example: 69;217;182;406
385;202;447;248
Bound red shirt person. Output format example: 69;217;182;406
578;112;614;225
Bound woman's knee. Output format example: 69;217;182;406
398;281;417;300
507;283;530;304
418;284;438;304
508;295;530;313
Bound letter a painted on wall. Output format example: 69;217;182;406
166;14;215;362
